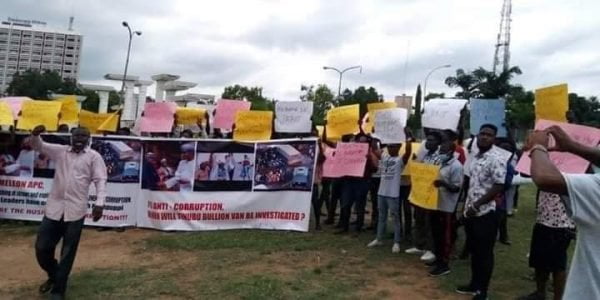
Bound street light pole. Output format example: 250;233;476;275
423;64;451;101
120;21;142;105
323;65;362;97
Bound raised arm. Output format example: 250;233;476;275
527;129;569;195
29;125;67;160
402;128;414;165
547;125;600;167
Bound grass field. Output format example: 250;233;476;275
0;185;555;299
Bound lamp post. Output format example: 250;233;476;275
423;64;451;101
322;65;362;98
120;21;142;104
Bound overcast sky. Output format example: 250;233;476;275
4;0;600;100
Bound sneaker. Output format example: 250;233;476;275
517;291;545;300
367;239;383;247
404;247;425;255
420;251;436;262
392;243;401;253
472;291;488;300
429;265;451;277
455;284;477;296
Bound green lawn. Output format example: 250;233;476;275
1;185;556;299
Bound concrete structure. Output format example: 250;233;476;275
0;17;83;94
134;80;153;118
104;73;139;121
151;73;179;101
80;83;116;113
167;93;215;107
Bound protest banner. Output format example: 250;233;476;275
535;84;568;122
176;107;205;125
329;142;369;177
79;110;118;133
57;95;79;125
214;99;251;130
0;133;316;232
421;99;468;131
374;108;408;144
0;97;30;119
321;147;338;178
326;104;359;140
469;98;507;137
409;162;440;210
0;101;13;125
365;102;397;133
233;110;273;141
516;119;600;175
16;100;62;131
140;102;177;133
401;142;422;176
275;101;313;133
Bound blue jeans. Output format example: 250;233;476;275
377;195;402;243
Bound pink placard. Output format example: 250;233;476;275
140;102;177;133
330;142;369;177
322;147;338;178
1;97;30;118
214;99;251;130
516;120;600;175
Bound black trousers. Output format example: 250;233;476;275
339;178;370;231
368;177;381;227
327;179;343;223
35;216;85;294
465;211;498;293
431;211;455;266
497;209;509;241
398;185;412;239
414;206;433;250
311;184;323;226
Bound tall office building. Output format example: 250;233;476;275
0;17;83;95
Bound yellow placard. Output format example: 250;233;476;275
409;162;440;210
316;125;324;139
57;95;79;124
401;142;422;176
17;100;62;131
0;101;14;126
79;110;119;133
234;110;273;141
176;107;206;125
535;84;568;122
326;104;359;140
365;102;397;133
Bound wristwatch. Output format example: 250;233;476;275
529;144;548;157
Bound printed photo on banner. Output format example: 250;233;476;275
30;134;71;178
142;140;196;192
0;133;35;177
194;141;255;191
253;140;316;191
91;137;142;183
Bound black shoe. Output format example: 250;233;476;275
517;291;546;300
425;260;439;267
50;293;65;300
38;279;54;294
455;284;477;296
315;224;322;231
472;291;488;300
334;229;348;235
96;227;110;232
429;265;451;277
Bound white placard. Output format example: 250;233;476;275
421;99;468;131
373;108;408;144
275;101;313;133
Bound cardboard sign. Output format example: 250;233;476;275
140;102;177;133
233;111;273;141
422;99;468;131
409;162;440;210
373;108;408;144
176;107;206;125
322;147;338;178
0;101;14;125
326;104;359;140
535;84;568;122
365;102;397;133
17;100;62;131
57;95;79;125
401;142;422;176
79;110;119;133
275;101;313;133
329;142;368;177
0;97;30;119
469;98;507;137
516;119;600;175
214;99;251;130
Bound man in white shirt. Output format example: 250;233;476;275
527;125;600;300
174;143;196;192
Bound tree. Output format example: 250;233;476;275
407;84;423;131
425;92;445;100
445;68;479;99
221;84;274;111
6;69;80;99
80;89;100;112
300;84;335;125
472;66;522;98
505;85;535;130
569;93;600;127
338;86;382;117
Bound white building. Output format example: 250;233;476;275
0;17;83;94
